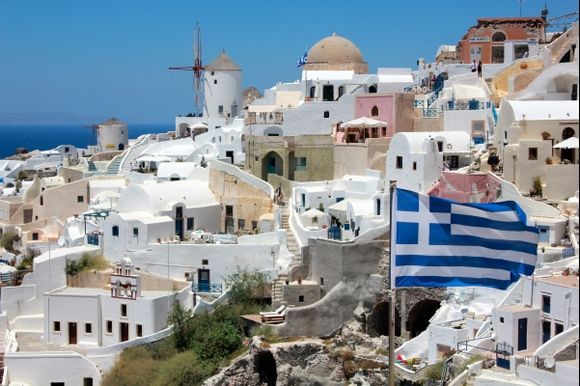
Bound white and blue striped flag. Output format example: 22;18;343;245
391;188;538;290
297;50;308;67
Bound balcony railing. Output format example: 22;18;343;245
192;282;223;293
422;108;441;118
445;100;492;111
244;112;284;125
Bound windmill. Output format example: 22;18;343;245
170;22;205;117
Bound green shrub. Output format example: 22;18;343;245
167;301;192;352
101;346;160;386
0;231;19;253
152;351;216;386
190;312;243;363
65;253;109;276
225;269;268;309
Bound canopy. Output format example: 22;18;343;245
190;122;209;130
302;208;325;218
328;199;348;223
341;117;387;128
553;137;579;149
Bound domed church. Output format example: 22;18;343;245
304;33;368;74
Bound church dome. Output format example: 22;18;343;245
309;34;364;64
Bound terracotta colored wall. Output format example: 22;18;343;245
458;19;544;64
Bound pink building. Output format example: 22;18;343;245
427;171;502;203
354;93;415;137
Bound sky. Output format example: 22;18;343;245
0;0;578;124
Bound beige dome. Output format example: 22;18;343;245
309;34;364;63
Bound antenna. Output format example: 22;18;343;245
169;22;205;117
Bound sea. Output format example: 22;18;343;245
0;123;174;159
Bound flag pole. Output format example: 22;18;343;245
388;180;397;386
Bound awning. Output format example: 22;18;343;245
553;137;579;149
341;117;387;129
302;208;325;218
328;199;348;223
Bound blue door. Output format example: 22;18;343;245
538;226;549;243
198;269;210;292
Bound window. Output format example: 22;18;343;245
112;226;119;237
528;147;538;160
214;79;217;85
77;195;84;203
40;196;44;206
499;317;504;323
412;162;417;171
369;85;377;93
323;111;330;118
542;295;551;314
396;156;403;169
295;157;307;171
186;217;194;231
338;86;345;98
106;320;113;334
53;321;61;333
491;46;505;64
121;304;127;317
542;320;551;343
202;259;209;266
492;31;506;42
555;323;564;335
32;232;39;241
225;205;233;217
136;324;143;337
251;221;258;230
51;383;65;386
437;141;444;152
85;323;92;334
218;105;224;115
309;86;316;98
320;277;324;286
133;227;138;237
298;295;305;303
83;378;94;386
371;106;379;117
238;219;245;230
514;44;528;60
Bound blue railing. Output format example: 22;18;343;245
192;282;223;293
414;99;426;108
562;247;576;258
87;234;99;246
423;108;441;118
445;100;491;111
427;83;444;107
327;226;342;240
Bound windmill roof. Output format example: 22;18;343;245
205;51;241;72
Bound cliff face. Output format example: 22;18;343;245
204;322;393;386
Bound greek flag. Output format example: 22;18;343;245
297;50;308;67
391;188;538;290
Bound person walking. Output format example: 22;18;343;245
477;61;483;77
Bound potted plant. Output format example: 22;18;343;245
545;157;553;165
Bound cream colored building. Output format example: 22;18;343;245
496;99;579;200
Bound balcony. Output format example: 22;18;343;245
192;282;223;294
244;112;284;125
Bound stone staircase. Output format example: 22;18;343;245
105;154;123;175
271;207;302;308
119;136;151;173
86;160;98;172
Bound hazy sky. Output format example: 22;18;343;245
0;0;577;123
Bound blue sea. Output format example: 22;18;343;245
0;123;174;159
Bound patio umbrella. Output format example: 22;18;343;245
341;117;387;128
553;137;579;149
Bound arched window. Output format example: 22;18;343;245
492;31;506;42
369;85;377;93
562;127;575;140
371;106;379;117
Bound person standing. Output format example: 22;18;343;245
471;60;477;72
477;61;483;77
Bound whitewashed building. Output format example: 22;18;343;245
386;131;473;192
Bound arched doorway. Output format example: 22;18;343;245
561;127;576;163
366;300;401;337
118;143;125;150
407;299;441;338
262;151;283;181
